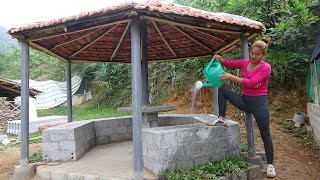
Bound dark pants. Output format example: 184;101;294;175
218;87;274;164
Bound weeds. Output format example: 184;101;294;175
29;151;42;163
291;127;314;147
163;157;249;180
241;141;248;152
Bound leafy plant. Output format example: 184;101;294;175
266;49;309;88
241;141;248;152
163;157;249;180
269;0;319;51
29;151;42;163
291;127;315;147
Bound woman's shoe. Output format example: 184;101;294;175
266;164;276;178
207;117;226;126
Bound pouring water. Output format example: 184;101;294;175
190;81;203;113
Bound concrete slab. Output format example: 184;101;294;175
36;141;157;180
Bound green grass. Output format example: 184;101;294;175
291;127;314;147
29;151;42;163
37;103;129;121
163;157;249;180
240;141;248;152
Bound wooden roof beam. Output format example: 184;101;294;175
110;22;131;61
25;19;130;42
69;24;118;58
50;26;107;50
192;29;226;43
143;16;241;35
152;21;177;58
216;32;258;54
0;84;20;94
29;41;68;62
172;25;213;52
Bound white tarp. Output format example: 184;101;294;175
15;76;82;110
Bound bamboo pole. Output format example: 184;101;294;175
50;26;107;50
69;25;118;58
171;25;213;52
152;21;177;57
110;22;131;61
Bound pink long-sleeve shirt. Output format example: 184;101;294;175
222;59;271;96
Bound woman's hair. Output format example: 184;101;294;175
252;37;270;54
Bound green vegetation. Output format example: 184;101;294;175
240;141;248;152
37;103;129;121
291;127;315;147
163;157;249;180
29;151;42;163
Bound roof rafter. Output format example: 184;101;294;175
29;41;68;62
143;16;241;35
26;19;130;42
69;24;118;58
50;27;106;50
172;25;213;52
110;21;131;61
220;33;259;54
152;21;177;58
192;29;226;43
0;84;20;94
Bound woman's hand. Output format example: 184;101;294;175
214;54;224;63
219;72;233;81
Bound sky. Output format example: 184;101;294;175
0;0;172;30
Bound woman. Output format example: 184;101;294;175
209;37;276;178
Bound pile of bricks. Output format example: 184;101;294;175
0;98;20;129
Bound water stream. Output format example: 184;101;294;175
190;81;203;113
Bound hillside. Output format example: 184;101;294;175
0;26;18;51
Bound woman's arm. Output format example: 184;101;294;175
220;64;271;86
219;73;243;84
214;54;245;69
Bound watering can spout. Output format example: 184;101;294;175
201;80;213;88
202;57;224;88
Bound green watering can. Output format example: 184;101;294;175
202;57;224;88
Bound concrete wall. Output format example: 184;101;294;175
42;117;133;162
142;121;241;175
94;117;132;145
307;102;320;145
42;114;241;177
42;121;94;161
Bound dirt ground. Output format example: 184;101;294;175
0;144;41;180
1;86;320;180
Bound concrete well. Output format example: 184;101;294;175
41;114;241;176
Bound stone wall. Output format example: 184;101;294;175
42;115;241;177
42;121;95;161
307;102;320;145
142;121;241;175
94;117;132;145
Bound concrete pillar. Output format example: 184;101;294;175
20;42;30;166
131;17;144;180
66;60;73;122
141;20;149;106
241;35;256;157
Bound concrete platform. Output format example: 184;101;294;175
36;141;157;180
